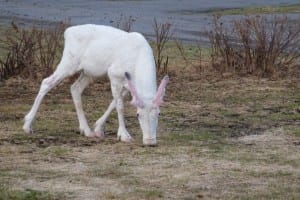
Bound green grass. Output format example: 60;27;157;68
0;188;58;200
142;189;164;199
88;164;130;179
1;78;299;199
177;4;300;16
0;172;8;177
130;189;164;199
150;41;211;70
209;4;300;15
0;18;299;199
286;127;300;137
42;146;71;157
0;21;11;58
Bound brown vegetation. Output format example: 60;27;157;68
0;14;299;199
1;15;299;81
113;15;135;32
0;21;68;81
152;18;173;74
0;72;299;199
208;15;300;77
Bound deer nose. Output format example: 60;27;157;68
143;138;157;146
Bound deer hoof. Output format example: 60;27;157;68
23;126;33;134
94;131;105;139
119;135;134;143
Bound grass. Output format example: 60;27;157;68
0;20;300;200
135;189;164;199
42;146;71;156
207;4;300;15
1;76;299;199
177;4;300;16
286;127;300;137
0;188;60;200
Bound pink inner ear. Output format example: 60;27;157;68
130;96;144;108
153;75;169;107
125;72;145;108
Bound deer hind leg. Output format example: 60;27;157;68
70;73;99;137
23;72;68;134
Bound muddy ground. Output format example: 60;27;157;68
0;69;299;199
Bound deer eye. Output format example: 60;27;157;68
136;113;140;118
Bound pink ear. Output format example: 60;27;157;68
153;75;169;107
125;72;145;108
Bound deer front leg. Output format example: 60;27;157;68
116;98;134;142
110;82;133;142
94;100;116;137
94;90;128;136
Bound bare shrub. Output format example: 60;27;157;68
152;18;173;74
0;21;68;81
0;22;36;80
113;15;135;32
208;15;300;77
175;39;206;74
35;21;68;77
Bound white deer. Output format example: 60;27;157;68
23;24;169;146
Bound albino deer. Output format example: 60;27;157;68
23;24;169;146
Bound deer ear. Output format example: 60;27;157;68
125;72;145;108
153;75;169;108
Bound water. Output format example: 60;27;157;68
0;0;299;42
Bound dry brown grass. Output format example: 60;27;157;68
0;68;299;199
0;21;68;81
0;15;299;199
152;18;173;74
208;15;300;77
